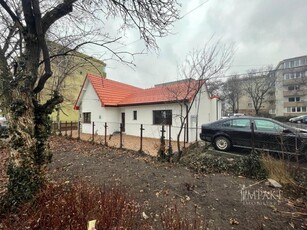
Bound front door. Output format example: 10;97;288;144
121;112;125;132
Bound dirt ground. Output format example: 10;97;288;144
44;136;306;229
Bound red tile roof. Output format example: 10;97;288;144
75;74;206;109
87;74;142;106
118;79;202;106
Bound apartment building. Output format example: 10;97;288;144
40;42;106;121
274;55;307;116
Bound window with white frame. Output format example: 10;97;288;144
288;97;300;102
288;85;300;91
286;106;307;113
294;60;299;67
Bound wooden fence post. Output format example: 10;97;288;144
120;123;123;148
70;121;73;138
65;121;68;136
104;122;108;146
59;121;62;136
168;125;173;157
77;121;81;140
92;121;95;142
139;124;144;152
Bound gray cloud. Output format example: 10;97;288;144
95;0;307;87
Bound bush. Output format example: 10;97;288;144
1;181;209;229
181;148;268;180
235;152;268;179
273;116;293;122
1;182;145;230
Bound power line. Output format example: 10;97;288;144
211;64;307;81
180;0;209;19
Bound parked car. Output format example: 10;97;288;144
289;115;307;123
0;116;8;138
200;116;307;159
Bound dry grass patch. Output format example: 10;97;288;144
261;154;296;186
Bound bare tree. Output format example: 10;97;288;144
242;67;276;115
165;41;234;160
206;78;223;97
0;0;179;206
221;75;242;114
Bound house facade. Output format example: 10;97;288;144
74;74;221;142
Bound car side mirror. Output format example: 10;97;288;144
282;128;292;134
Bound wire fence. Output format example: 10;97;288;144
51;120;307;158
51;121;189;156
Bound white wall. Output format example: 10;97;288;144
120;103;184;141
79;80;106;134
188;86;220;142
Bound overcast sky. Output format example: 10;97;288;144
89;0;307;88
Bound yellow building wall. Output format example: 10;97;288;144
40;53;106;122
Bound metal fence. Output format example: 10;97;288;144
51;121;191;156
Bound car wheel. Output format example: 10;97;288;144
213;136;231;151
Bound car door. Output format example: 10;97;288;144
224;118;252;147
253;118;296;153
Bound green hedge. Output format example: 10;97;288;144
273;116;294;122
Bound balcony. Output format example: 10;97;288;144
283;78;306;86
283;90;306;97
284;101;307;107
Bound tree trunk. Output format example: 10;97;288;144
5;81;51;206
2;56;59;208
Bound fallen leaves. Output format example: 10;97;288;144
229;218;239;225
0;141;9;196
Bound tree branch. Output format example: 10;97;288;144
32;0;52;94
0;0;24;31
42;0;76;34
21;0;36;34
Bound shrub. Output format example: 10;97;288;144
235;152;268;180
273;116;293;122
181;147;268;180
1;182;145;230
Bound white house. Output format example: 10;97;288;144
74;74;222;142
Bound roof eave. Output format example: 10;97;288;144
117;99;188;107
